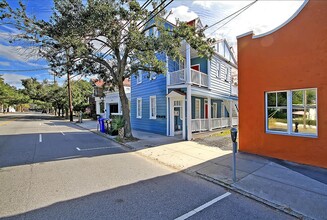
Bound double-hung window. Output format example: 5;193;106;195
225;66;230;82
213;103;218;118
137;71;143;84
149;96;156;119
217;61;221;78
195;99;201;119
266;88;317;137
137;98;142;118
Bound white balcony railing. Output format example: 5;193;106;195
191;69;209;87
191;119;209;132
168;69;186;85
168;68;208;87
192;117;238;132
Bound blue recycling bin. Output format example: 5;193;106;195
99;118;105;133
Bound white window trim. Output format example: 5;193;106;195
150;72;157;80
213;103;218;118
265;88;318;138
149;96;156;119
137;98;142;119
195;98;201;119
137;71;142;84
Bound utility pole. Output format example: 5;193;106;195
66;49;73;122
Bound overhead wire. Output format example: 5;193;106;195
101;0;174;58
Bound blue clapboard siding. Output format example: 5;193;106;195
191;57;208;74
131;53;168;135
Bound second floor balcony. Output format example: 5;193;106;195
168;68;209;88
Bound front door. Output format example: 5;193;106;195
174;106;182;135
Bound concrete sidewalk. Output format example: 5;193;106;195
75;119;327;220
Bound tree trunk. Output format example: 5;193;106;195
67;71;73;122
118;81;133;138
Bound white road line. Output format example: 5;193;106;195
76;146;118;151
60;131;65;135
39;134;42;143
174;192;231;220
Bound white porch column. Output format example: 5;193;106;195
229;101;233;127
208;97;212;131
106;103;110;118
183;98;186;140
96;99;101;114
207;59;211;89
166;97;169;136
186;43;191;84
185;43;192;140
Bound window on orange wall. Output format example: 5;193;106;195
265;88;317;137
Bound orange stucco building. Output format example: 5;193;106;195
237;0;327;168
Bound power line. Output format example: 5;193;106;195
207;0;258;36
102;0;173;58
205;0;258;31
0;67;50;72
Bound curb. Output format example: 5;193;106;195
73;122;311;220
196;173;310;220
74;122;136;152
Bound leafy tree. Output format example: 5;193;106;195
0;76;29;111
4;0;215;138
70;79;93;112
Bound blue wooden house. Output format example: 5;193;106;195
131;19;238;140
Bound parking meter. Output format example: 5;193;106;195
230;128;238;182
230;128;237;143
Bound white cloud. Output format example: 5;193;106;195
167;6;199;24
0;44;40;63
168;0;305;51
1;73;29;88
0;61;10;66
192;1;217;9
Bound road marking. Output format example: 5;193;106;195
0;117;17;126
39;134;42;143
76;146;118;151
174;192;231;220
60;131;65;135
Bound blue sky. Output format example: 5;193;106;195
0;0;304;88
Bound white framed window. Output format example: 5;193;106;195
137;71;142;84
152;27;158;37
195;99;201;119
150;72;157;80
225;66;231;81
213;103;218;118
149;96;156;119
217;61;221;78
266;88;317;137
137;98;142;118
145;30;149;37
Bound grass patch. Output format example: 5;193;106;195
209;129;233;137
114;136;139;143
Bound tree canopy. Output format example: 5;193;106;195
2;0;215;137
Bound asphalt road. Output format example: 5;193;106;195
0;113;295;220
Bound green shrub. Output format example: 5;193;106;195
111;116;125;131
